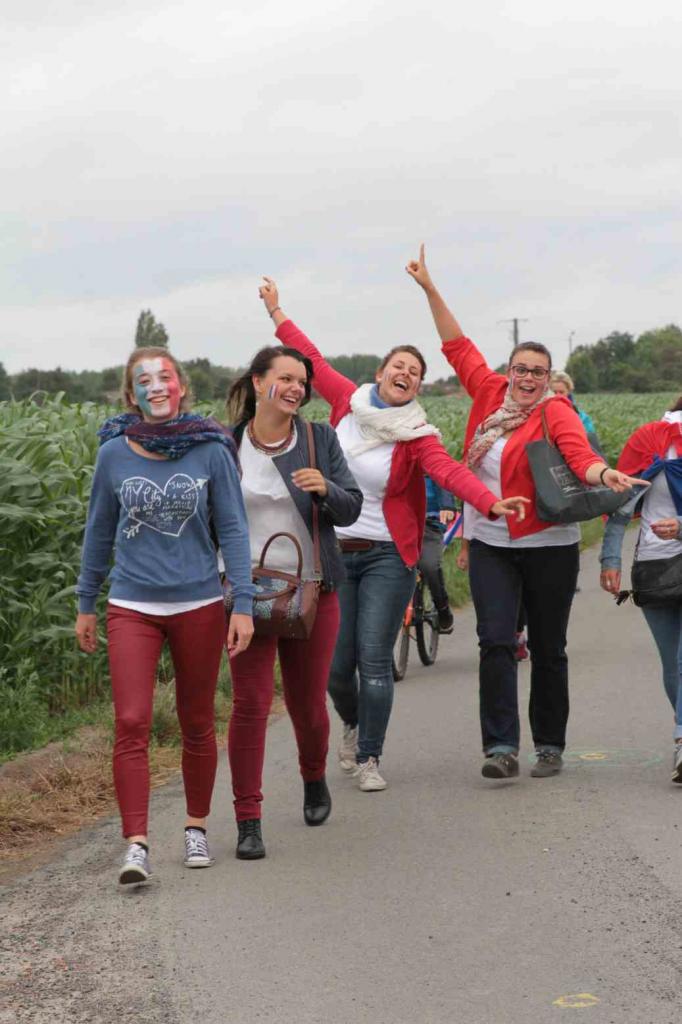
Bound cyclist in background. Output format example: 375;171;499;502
419;476;455;634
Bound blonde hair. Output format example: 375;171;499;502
550;370;574;393
122;347;192;413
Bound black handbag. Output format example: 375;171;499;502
525;407;631;524
631;546;682;607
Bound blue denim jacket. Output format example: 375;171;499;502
600;485;682;569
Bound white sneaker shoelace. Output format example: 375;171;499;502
354;757;387;791
184;828;214;867
119;842;151;884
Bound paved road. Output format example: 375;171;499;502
3;533;682;1024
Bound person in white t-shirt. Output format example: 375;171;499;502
600;401;682;783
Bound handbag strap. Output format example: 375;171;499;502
540;405;554;447
304;419;322;578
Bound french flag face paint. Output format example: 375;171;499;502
132;358;183;421
267;383;279;401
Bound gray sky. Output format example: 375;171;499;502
2;0;681;379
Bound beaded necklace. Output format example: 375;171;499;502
247;418;294;456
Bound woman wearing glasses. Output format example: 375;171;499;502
407;246;641;781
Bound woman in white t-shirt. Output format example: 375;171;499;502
226;345;362;860
600;403;682;783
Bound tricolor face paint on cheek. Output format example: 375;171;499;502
132;358;183;421
267;383;279;401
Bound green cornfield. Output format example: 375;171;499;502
0;389;677;757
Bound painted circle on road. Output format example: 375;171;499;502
563;748;663;768
553;993;601;1009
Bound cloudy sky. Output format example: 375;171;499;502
2;0;681;379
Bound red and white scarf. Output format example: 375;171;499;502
467;383;551;470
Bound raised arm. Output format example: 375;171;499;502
405;245;499;398
258;277;356;410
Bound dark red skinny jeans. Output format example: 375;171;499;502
106;601;226;838
228;590;340;821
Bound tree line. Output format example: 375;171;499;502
2;310;679;404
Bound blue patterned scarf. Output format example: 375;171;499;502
98;412;239;462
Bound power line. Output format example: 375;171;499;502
499;317;529;346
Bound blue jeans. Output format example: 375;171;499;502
328;543;416;762
640;603;682;739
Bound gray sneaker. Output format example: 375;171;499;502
531;750;563;778
481;753;519;779
672;744;682;784
118;842;151;885
184;828;214;868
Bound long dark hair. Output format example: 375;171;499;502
227;346;314;424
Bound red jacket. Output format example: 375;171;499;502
617;421;682;476
276;320;501;567
441;334;600;540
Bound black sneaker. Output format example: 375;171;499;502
303;777;332;826
236;818;266;860
531;750;563;777
481;753;519;779
437;606;454;634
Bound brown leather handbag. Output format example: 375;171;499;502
225;420;322;640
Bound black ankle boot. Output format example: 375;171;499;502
236;818;266;859
303;777;332;826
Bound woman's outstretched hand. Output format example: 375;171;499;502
491;496;531;521
600;568;622;596
405;244;435;291
601;469;649;493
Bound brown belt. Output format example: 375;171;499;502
339;538;375;553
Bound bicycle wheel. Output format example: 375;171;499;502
415;577;439;666
392;625;410;681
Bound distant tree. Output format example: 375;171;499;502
327;353;381;384
135;309;169;348
0;362;10;400
566;350;598;392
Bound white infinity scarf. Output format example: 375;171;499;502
348;383;440;456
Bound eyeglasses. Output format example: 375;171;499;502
510;364;550;380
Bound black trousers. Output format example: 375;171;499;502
418;521;450;610
468;539;580;754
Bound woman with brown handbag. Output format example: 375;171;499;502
226;346;363;860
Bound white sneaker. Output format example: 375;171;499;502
184;827;214;868
354;757;387;792
118;842;151;885
338;724;358;773
672;744;682;784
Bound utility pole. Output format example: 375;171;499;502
499;318;529;345
568;330;575;358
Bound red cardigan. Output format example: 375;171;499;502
441;334;600;540
276;319;500;567
617;421;682;476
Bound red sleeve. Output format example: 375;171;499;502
275;319;357;410
617;422;671;476
544;398;600;483
440;336;506;399
410;435;498;518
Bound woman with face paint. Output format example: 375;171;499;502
75;346;254;885
258;278;529;794
408;245;646;780
226;347;363;859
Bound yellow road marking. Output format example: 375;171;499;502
553;993;601;1009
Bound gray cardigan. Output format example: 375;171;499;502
231;417;363;590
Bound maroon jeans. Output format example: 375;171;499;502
106;601;226;838
228;590;340;821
